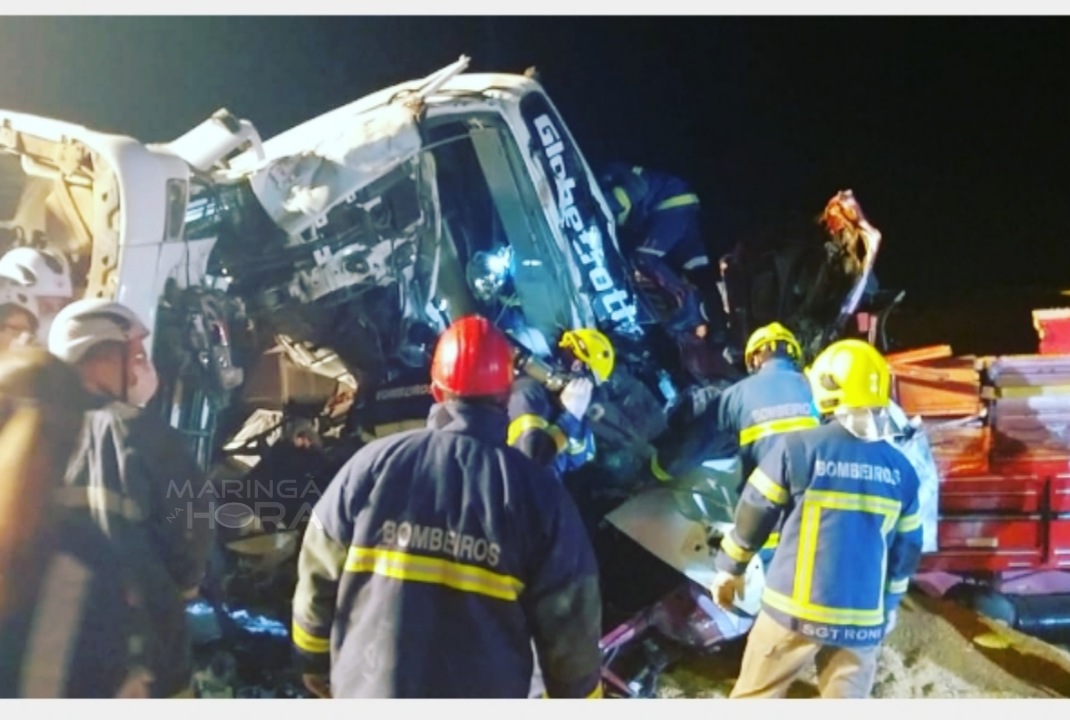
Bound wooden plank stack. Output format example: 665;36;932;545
985;354;1070;475
888;311;1070;572
887;345;988;479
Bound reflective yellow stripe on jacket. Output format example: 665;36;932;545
897;512;921;533
747;468;789;506
612;186;633;225
722;531;780;564
345;547;525;602
508;414;567;453
654;193;700;211
739;416;819;447
720;534;755;565
650;453;673;482
291;622;330;654
765;489;901;626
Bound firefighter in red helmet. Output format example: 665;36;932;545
292;315;604;698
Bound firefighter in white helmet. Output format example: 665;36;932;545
47;298;215;698
0;282;39;352
0;247;75;345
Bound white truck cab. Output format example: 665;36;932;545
2;56;659;471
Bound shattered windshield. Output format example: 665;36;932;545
422;110;582;357
202;107;588;383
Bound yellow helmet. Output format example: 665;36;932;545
560;328;615;383
744;322;802;371
806;339;891;413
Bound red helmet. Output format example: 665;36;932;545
430;315;515;401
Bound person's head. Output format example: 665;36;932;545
47;299;159;407
0;283;39;352
598;162;647;227
743;322;802;373
0;248;74;343
430;315;515;408
287;417;322;451
558;327;615;385
806;338;891;415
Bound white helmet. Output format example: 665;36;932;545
48;298;150;365
0;247;74;299
0;282;40;321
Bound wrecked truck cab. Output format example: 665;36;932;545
2;56;679;491
0;106;254;467
212;58;652;380
0;109;193;343
191;56;679;482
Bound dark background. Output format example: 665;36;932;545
2;15;1068;351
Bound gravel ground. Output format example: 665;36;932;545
653;591;1070;698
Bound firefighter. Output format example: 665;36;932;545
0;348;152;698
599;162;727;343
291;315;603;699
47;298;215;698
348;364;436;441
709;339;924;699
507;327;615;478
0;247;75;344
650;321;818;491
0;283;39;352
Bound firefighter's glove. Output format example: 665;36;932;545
710;570;746;610
885;609;898;636
561;377;594;420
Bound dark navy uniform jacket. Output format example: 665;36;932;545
654;357;819;486
291;400;603;698
610;165;707;272
352;366;436;440
59;399;215;697
507;376;595;478
715;421;924;648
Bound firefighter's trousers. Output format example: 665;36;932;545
729;612;880;699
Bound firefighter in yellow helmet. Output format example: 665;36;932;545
710;338;923;698
649;321;817;492
507;327;614;477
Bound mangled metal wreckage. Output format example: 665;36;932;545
0;55;904;697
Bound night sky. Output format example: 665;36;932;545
2;15;1069;312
